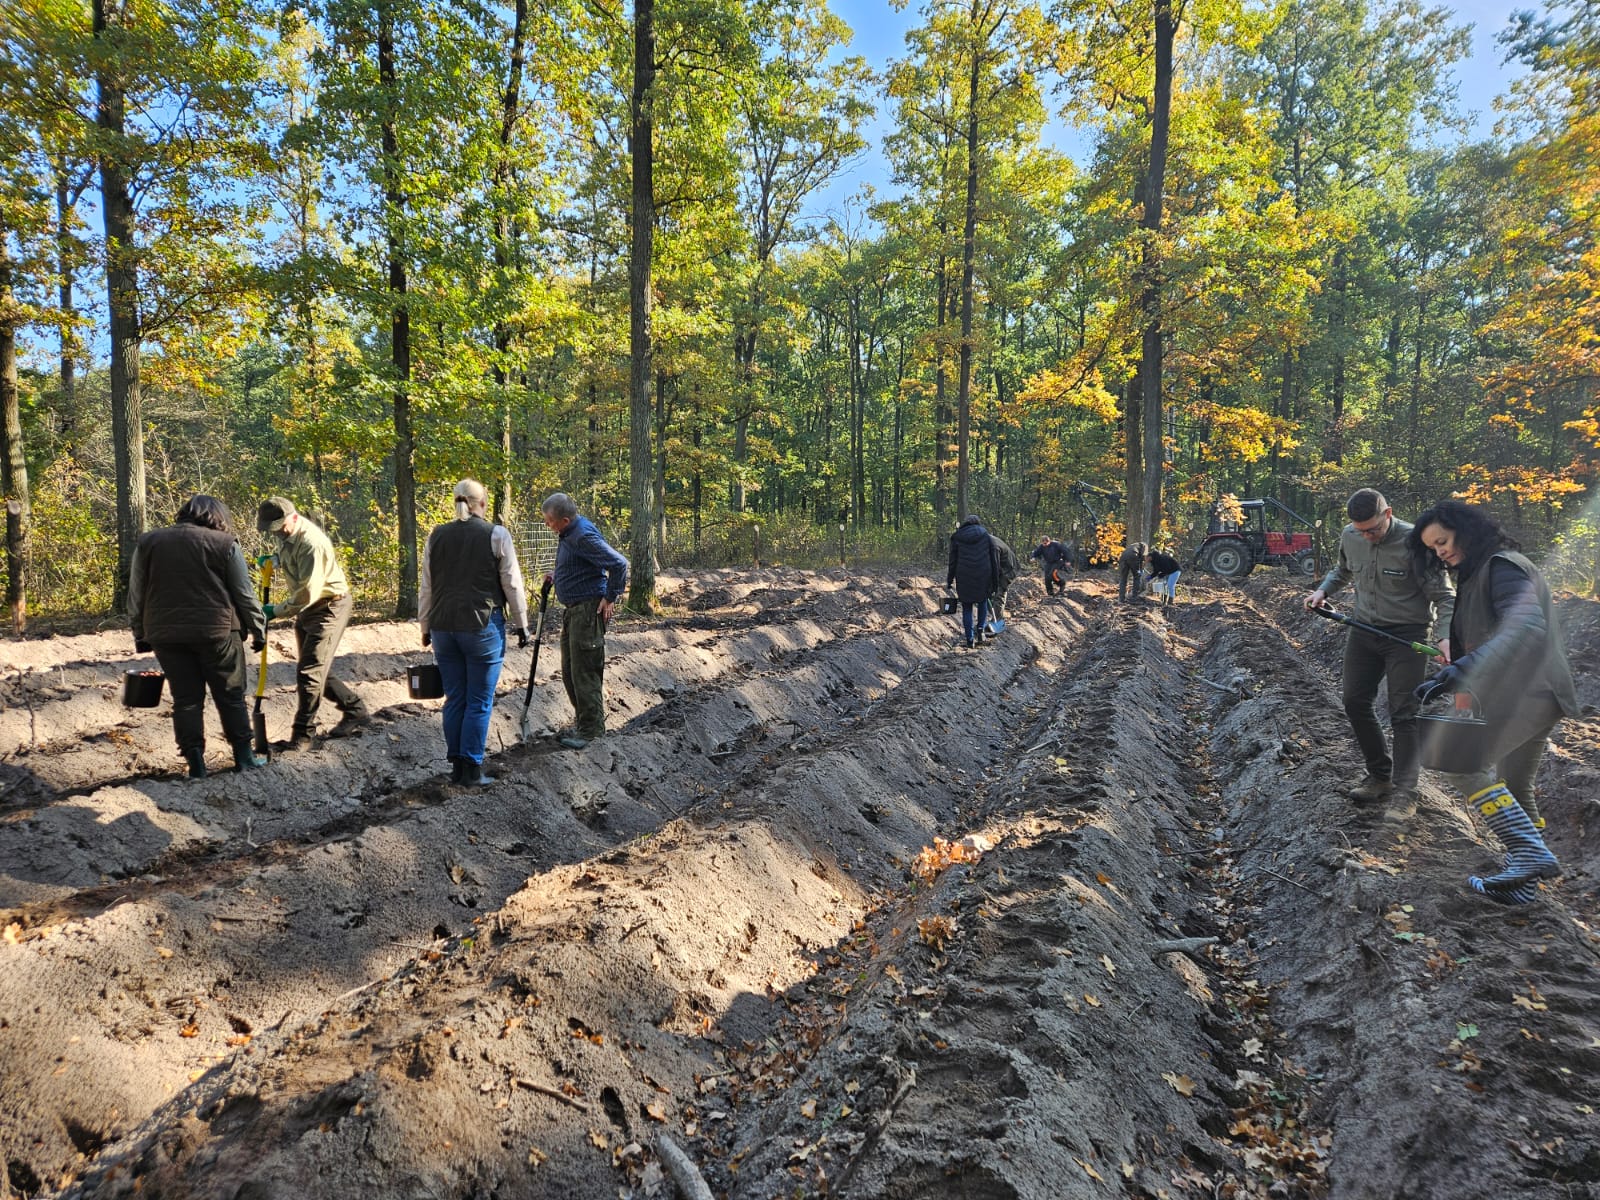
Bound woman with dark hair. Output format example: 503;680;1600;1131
418;479;531;785
947;514;1000;648
1407;499;1579;903
128;495;269;777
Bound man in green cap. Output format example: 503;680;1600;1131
257;497;370;749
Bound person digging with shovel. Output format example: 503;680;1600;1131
1408;500;1577;904
255;497;370;751
1304;488;1454;814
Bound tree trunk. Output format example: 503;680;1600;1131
626;0;658;613
55;166;77;410
491;0;528;525
933;243;950;520
956;23;981;520
1136;0;1174;546
1123;373;1144;543
379;2;418;617
96;0;147;611
1;246;30;634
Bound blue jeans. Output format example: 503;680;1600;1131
433;611;506;764
962;599;989;643
1154;570;1180;600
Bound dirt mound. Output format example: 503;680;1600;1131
3;570;1599;1199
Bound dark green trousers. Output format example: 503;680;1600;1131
292;592;365;733
1342;624;1427;790
560;598;608;737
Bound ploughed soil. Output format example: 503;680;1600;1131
3;567;1600;1200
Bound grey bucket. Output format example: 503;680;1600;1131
1417;689;1493;774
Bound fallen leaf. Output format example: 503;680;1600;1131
845;1080;860;1095
527;1148;547;1167
884;964;903;986
179;1023;200;1038
1121;1161;1135;1179
2;923;20;944
1162;1072;1196;1097
1074;1156;1103;1182
1084;994;1101;1008
645;1101;668;1123
1095;872;1112;886
800;1099;817;1119
226;1034;251;1047
1512;994;1548;1013
1456;1023;1479;1041
1241;1037;1265;1061
588;1130;609;1150
157;948;174;960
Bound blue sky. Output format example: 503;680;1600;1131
809;0;1528;218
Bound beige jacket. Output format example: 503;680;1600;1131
273;519;350;619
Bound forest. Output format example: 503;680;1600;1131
1;0;1597;626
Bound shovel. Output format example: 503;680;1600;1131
253;555;275;757
1308;603;1442;656
519;574;555;742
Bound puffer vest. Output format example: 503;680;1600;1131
425;517;505;632
136;523;243;644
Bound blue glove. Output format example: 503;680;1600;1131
1413;663;1463;706
263;603;277;620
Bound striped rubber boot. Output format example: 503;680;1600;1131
1467;782;1559;899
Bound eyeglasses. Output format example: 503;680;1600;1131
1353;512;1391;539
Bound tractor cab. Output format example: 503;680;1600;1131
1198;497;1317;579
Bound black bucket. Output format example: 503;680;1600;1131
940;595;960;615
407;662;445;700
1417;690;1493;774
123;670;165;708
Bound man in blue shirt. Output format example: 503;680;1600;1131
542;492;629;749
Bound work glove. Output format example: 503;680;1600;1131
516;627;530;649
1413;663;1463;706
250;636;267;653
134;638;152;653
263;603;277;620
422;630;431;648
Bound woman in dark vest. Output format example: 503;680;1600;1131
1408;500;1579;903
947;514;1000;649
128;495;268;777
418;479;531;785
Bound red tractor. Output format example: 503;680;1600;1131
1198;498;1317;579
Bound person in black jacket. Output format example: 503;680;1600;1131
1409;500;1577;903
128;495;268;778
1145;547;1182;605
1030;536;1071;596
947;514;999;648
418;479;532;785
1116;542;1146;602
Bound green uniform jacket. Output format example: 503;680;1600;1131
1319;517;1454;641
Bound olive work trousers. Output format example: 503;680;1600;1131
1341;624;1428;791
291;592;365;733
560;597;609;738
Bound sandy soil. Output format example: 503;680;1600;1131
2;567;1598;1199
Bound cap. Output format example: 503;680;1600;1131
257;497;296;533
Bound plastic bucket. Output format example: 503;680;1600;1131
940;595;960;615
123;670;165;708
407;662;445;700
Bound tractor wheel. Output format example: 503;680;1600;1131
1292;549;1318;577
1204;541;1254;579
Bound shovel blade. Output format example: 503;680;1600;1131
253;703;271;758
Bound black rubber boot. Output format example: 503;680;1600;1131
232;738;269;772
458;759;494;787
448;756;465;783
181;747;208;779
